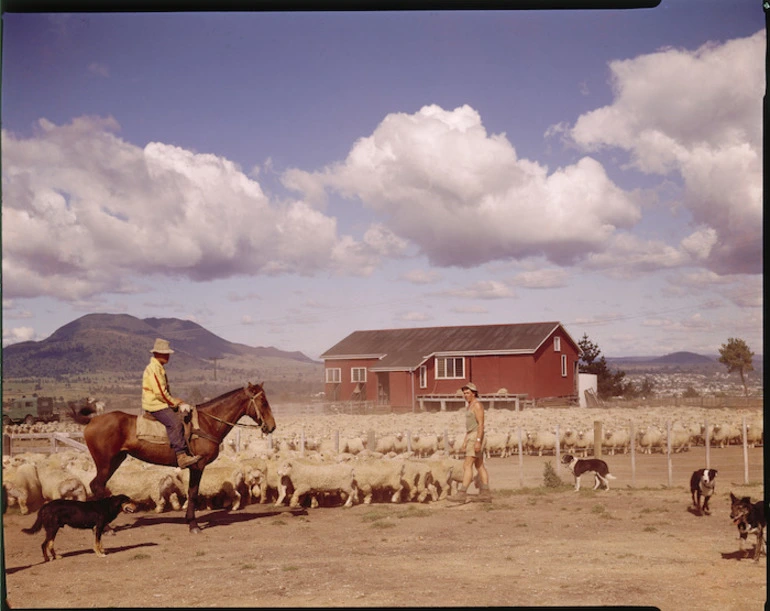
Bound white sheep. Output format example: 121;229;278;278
181;460;249;510
36;462;88;502
3;462;43;514
528;430;557;456
746;418;763;447
424;455;464;500
668;423;693;453
712;423;740;448
484;431;510;458
639;426;663;454
349;458;405;505
238;456;287;506
573;430;593;457
400;459;437;503
105;461;185;512
278;458;357;508
410;433;439;458
604;428;630;456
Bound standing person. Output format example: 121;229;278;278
449;382;492;502
142;338;201;469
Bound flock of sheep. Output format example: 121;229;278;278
2;404;763;513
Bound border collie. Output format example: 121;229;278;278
730;492;766;561
689;468;717;515
560;454;616;491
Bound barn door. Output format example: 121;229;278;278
377;373;390;406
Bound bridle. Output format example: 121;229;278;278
197;386;265;430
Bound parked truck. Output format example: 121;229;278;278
2;396;60;425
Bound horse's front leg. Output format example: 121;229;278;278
186;468;204;534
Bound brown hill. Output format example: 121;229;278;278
2;313;318;378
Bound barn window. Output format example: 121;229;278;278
325;368;341;383
419;365;427;389
554;336;561;352
435;356;464;379
351;367;367;383
561;354;568;377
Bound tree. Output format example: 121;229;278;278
577;333;628;399
718;337;754;397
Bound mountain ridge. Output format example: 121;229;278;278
2;313;318;378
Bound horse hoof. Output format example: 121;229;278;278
189;525;202;534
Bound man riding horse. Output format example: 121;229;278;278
143;338;201;469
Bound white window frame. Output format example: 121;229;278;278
435;356;465;380
325;368;341;384
351;367;367;383
561;354;568;377
419;365;427;389
554;336;561;352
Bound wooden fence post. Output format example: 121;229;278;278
666;420;672;487
594;421;602;457
742;416;749;484
629;420;636;487
704;420;710;469
517;427;524;488
367;429;376;454
555;423;560;469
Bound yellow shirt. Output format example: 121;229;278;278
142;357;182;412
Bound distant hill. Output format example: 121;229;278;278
606;351;763;373
2;313;318;378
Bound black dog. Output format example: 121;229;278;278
22;494;135;561
730;492;766;561
689;468;717;515
560;454;616;491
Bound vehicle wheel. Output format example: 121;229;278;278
24;415;35;425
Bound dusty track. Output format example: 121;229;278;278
3;447;765;609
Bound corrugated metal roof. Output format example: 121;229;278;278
320;322;573;370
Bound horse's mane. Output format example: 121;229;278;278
196;386;245;409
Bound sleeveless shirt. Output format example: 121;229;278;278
465;404;479;433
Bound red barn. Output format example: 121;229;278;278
319;322;581;410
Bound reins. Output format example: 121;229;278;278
196;391;265;430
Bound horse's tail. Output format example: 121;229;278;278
69;404;97;425
22;510;44;534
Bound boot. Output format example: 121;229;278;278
448;487;468;503
176;453;201;469
477;484;493;503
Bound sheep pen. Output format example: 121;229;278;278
2;404;765;610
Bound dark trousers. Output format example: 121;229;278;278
149;407;188;455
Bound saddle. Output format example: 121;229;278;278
136;408;200;445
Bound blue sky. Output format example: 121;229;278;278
1;2;763;361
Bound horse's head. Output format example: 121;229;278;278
246;382;276;435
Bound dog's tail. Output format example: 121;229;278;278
21;511;44;535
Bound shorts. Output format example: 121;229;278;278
463;435;486;458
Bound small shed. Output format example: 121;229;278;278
319;321;581;410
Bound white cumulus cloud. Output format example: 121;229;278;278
1;116;374;300
283;104;640;269
567;31;764;275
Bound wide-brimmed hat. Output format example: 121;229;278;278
462;382;478;392
150;338;174;354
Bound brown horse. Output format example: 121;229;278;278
82;382;276;533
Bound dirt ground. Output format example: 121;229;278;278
2;447;765;610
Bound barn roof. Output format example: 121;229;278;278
320;322;578;371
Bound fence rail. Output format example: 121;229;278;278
2;432;86;456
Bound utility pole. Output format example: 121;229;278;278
209;357;221;381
